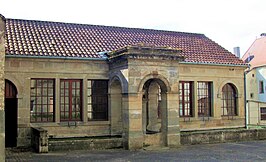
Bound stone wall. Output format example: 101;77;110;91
179;63;246;130
181;128;266;145
5;57;110;147
0;14;5;161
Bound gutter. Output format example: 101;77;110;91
180;61;248;67
5;54;108;61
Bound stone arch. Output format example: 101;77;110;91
109;73;127;93
4;79;18;147
109;76;123;135
5;75;22;97
219;82;239;116
218;80;239;95
140;74;170;147
138;74;171;93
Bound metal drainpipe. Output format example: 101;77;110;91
244;71;247;129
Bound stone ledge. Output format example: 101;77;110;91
181;128;266;145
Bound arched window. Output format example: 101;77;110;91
221;83;237;116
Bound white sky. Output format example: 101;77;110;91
1;0;265;57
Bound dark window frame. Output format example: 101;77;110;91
30;78;55;123
197;81;212;117
261;107;266;120
87;80;108;121
60;79;82;121
179;81;193;117
221;83;237;116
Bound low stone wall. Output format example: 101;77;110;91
31;127;48;153
181;128;266;145
32;128;266;151
48;136;123;151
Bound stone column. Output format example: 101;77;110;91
122;93;143;150
165;92;180;147
0;14;6;161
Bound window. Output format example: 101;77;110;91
87;80;108;121
261;107;266;120
244;55;254;63
197;82;212;117
259;81;264;94
179;81;193;117
221;83;237;116
60;80;82;121
30;79;55;122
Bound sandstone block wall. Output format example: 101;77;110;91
0;14;5;161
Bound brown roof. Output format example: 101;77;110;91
5;18;245;65
242;35;266;68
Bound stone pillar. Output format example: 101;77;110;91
122;93;143;150
166;92;180;147
0;14;6;161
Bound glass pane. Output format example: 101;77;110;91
37;80;42;87
65;82;69;88
72;82;76;88
87;96;91;104
30;88;36;96
48;104;53;113
42;97;47;104
87;89;91;96
76;90;80;97
65;105;69;111
48;88;53;96
87;80;91;88
65;89;69;96
42;105;47;112
76;82;80;88
37;88;41;96
37;105;42;112
60;97;64;104
48;80;54;87
43;80;48;87
65;97;69;104
31;79;36;88
36;97;41;104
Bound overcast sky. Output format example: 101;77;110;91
1;0;265;57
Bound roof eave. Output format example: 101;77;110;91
5;54;107;61
180;61;248;68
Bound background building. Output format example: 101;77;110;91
242;34;266;126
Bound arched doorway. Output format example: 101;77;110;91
142;78;168;146
110;78;123;135
5;80;18;147
221;83;237;116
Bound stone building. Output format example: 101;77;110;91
1;16;246;150
242;34;266;126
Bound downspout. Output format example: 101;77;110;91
244;64;251;129
244;71;247;129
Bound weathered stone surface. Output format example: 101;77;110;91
181;128;266;145
31;127;48;153
49;136;123;151
0;14;5;162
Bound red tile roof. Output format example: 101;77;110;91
5;18;245;65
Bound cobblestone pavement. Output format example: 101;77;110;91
6;140;266;162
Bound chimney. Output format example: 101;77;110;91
233;47;240;58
